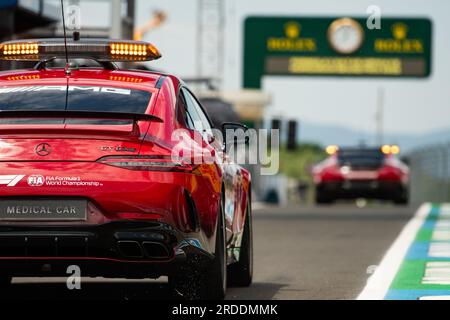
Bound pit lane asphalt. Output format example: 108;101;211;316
3;204;415;300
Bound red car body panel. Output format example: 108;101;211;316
0;67;251;275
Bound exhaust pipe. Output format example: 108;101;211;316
142;241;170;259
117;241;143;259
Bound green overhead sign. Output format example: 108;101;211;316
243;17;432;88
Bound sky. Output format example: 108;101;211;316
85;0;450;139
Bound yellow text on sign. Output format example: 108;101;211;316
267;38;317;52
288;57;403;75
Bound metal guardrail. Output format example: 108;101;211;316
409;143;450;204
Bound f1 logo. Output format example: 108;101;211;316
0;175;25;187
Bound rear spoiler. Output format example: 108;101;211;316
0;110;163;123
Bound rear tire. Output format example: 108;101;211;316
315;190;333;204
204;197;227;299
394;195;409;205
169;194;227;300
228;199;253;287
394;188;409;205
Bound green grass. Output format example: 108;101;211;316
278;143;326;182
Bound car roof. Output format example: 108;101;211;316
0;67;181;90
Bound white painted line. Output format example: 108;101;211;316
422;280;450;285
439;206;450;217
357;203;432;300
440;204;450;214
432;230;450;241
423;262;450;284
435;221;450;228
429;243;450;258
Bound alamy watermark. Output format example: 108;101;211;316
66;265;81;290
366;5;381;30
65;5;82;30
171;124;280;176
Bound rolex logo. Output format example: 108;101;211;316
285;22;301;39
392;23;408;40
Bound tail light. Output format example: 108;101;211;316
313;156;343;183
379;158;403;181
378;165;402;181
321;166;344;182
379;156;409;181
97;156;196;172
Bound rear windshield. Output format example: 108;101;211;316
0;85;152;124
337;149;385;167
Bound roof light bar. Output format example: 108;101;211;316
381;145;391;155
381;145;400;155
0;39;161;62
390;145;400;154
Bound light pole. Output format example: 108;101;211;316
196;0;225;89
110;0;122;39
375;87;384;146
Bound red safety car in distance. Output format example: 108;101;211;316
0;38;253;299
312;145;409;205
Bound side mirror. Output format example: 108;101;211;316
221;122;249;150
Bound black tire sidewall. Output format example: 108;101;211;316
227;197;253;287
205;193;227;299
240;200;253;284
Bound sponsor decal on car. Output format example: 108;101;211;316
0;86;131;95
100;146;137;153
0;174;104;187
27;175;45;186
0;175;25;187
27;175;104;187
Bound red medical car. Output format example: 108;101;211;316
0;38;253;299
312;145;409;204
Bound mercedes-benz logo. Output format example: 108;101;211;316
35;143;52;156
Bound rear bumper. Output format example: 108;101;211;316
0;221;213;278
317;180;407;199
0;160;223;252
